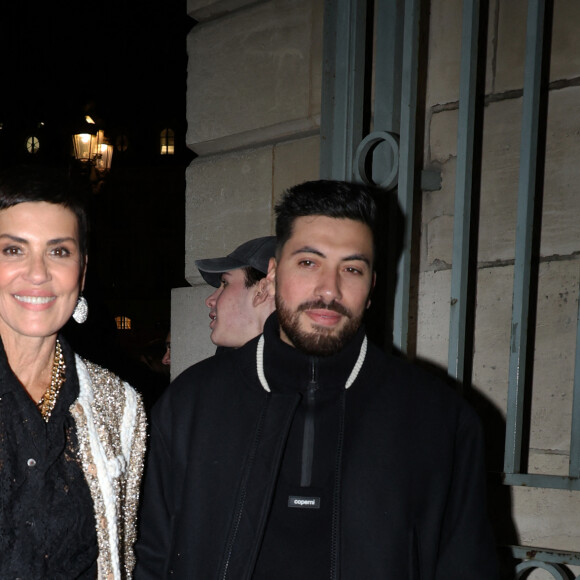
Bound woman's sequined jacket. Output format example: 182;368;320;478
71;355;147;579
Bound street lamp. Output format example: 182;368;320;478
72;116;114;191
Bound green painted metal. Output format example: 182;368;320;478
504;0;546;475
319;0;580;575
447;0;480;387
374;0;403;134
570;279;580;477
504;473;580;492
371;0;403;186
320;0;367;181
514;561;570;580
393;0;420;354
509;545;580;566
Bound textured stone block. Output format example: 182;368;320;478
496;0;580;93
187;0;323;154
528;260;579;454
542;87;580;257
185;148;274;284
426;0;496;107
477;98;522;262
429;91;580;264
273;134;320;206
416;269;451;368
472;265;513;413
188;0;257;22
512;485;580;554
419;259;579;461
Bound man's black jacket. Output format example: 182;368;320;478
135;314;499;579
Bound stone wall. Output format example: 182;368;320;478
181;0;580;573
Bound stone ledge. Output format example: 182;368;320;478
188;0;263;23
187;117;321;157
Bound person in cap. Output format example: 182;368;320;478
195;236;276;348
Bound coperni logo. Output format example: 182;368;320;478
288;495;320;509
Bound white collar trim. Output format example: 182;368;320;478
256;334;368;393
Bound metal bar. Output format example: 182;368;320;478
503;0;546;475
447;0;480;385
514;561;570;579
508;545;580;566
320;0;368;181
504;472;580;491
393;0;420;354
569;278;580;476
374;0;403;132
372;0;404;185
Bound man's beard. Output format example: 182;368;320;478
275;295;364;357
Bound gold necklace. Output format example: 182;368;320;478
37;339;66;422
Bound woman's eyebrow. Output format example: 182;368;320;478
0;234;27;243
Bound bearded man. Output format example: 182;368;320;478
135;181;499;579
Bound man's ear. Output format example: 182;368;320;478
265;257;277;297
366;271;376;309
253;277;270;307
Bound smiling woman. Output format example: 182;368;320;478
0;167;146;579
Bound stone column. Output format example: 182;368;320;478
172;0;324;377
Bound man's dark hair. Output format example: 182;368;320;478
243;266;266;288
274;180;378;259
0;165;90;264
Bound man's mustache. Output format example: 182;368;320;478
297;300;352;318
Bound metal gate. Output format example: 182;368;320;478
320;0;580;577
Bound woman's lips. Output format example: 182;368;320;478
14;294;56;304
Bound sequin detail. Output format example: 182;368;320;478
71;357;147;579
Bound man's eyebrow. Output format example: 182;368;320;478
291;246;325;257
291;246;371;266
343;253;371;266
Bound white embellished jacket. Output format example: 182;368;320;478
71;355;147;579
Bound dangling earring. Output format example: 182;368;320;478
73;294;89;324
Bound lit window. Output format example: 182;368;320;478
0;122;4;131
26;136;40;154
116;134;129;152
160;128;174;155
115;316;132;330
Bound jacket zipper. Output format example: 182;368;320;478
300;357;318;487
220;397;269;580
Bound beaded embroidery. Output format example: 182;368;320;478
37;339;66;422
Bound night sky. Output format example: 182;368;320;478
0;2;193;353
0;1;190;138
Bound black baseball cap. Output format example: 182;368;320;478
195;236;276;288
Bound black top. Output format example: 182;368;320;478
253;314;365;579
135;311;500;579
0;335;98;578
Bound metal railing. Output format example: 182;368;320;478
320;0;580;575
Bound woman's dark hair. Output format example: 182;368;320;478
274;180;378;259
0;166;90;264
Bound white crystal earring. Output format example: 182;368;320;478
73;295;89;324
